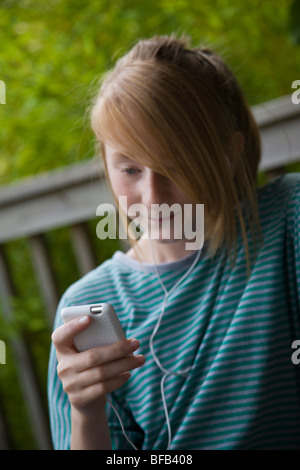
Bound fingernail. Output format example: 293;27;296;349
135;354;145;363
78;315;89;325
127;338;140;349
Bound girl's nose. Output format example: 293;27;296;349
142;170;170;206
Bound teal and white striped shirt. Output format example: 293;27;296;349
48;173;300;450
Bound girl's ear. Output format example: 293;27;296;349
226;131;245;174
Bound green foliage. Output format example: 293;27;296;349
288;0;300;44
0;0;299;185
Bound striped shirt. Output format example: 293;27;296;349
47;173;300;450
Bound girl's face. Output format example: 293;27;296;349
104;141;198;252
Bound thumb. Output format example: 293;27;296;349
51;316;91;353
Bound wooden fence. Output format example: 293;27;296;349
0;94;300;449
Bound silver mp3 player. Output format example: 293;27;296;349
61;303;126;352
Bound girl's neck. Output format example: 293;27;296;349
126;237;197;264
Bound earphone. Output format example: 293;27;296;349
149;241;202;449
107;241;202;450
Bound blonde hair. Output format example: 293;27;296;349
90;34;262;272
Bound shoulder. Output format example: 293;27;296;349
257;172;300;217
257;172;300;204
53;253;127;329
65;253;129;301
283;173;300;237
256;172;300;240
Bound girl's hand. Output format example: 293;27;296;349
51;315;145;416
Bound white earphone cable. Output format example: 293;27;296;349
149;240;202;449
106;396;138;450
107;241;202;451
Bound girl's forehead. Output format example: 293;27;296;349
104;141;132;159
103;136;180;180
103;125;164;161
98;106;185;174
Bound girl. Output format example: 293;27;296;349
48;34;300;450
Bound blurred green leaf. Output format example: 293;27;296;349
288;0;300;44
0;0;300;185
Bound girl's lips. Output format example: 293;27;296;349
149;213;175;222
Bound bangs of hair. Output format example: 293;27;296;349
91;68;172;178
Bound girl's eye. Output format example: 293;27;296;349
122;168;140;175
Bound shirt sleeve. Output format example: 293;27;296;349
286;175;300;307
47;295;72;450
106;392;144;450
47;295;144;450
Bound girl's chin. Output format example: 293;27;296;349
140;232;187;245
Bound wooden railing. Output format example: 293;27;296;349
0;94;299;449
